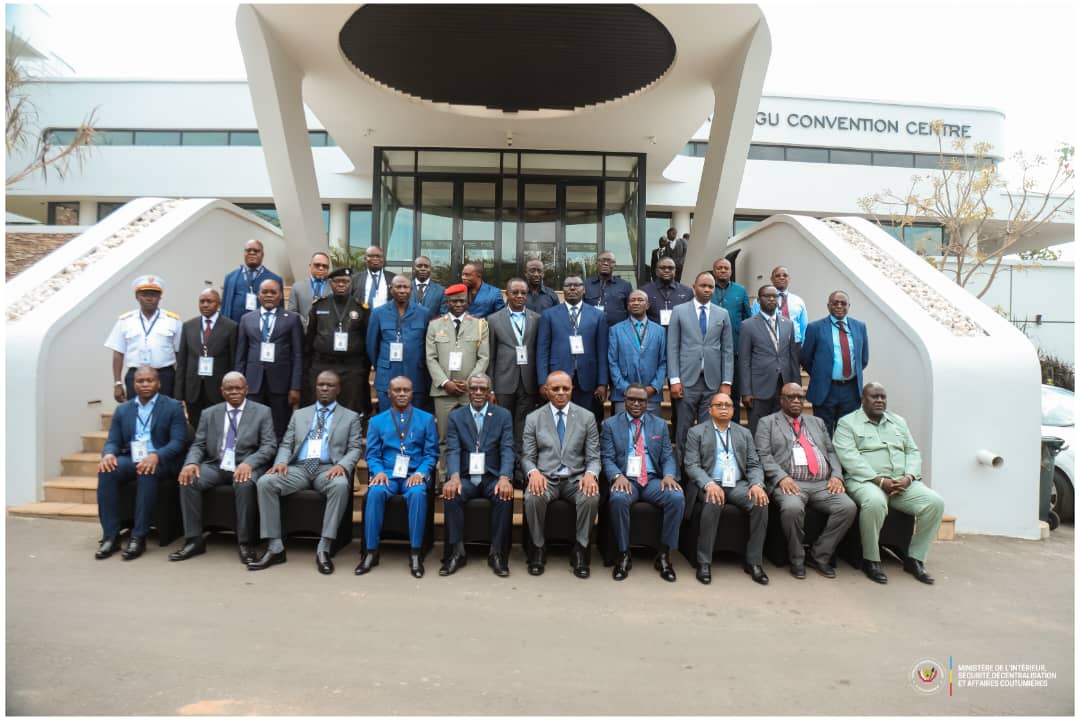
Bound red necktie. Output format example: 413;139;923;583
837;321;852;378
793;418;819;476
203;318;212;343
780;292;790;319
632;418;648;487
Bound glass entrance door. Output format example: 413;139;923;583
418;178;498;286
518;180;601;287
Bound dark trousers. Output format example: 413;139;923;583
179;463;258;544
608;478;685;552
97;456;161;538
571;386;595;416
495;385;538;485
356;357;373;417
310;356;365;415
697;482;768;565
746;377;783;438
249;385;291;442
812;380;861;436
443;476;513;553
676;376;715;456
185;381;213;435
125;365;175;401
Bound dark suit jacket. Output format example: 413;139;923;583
103;395;188;472
235;309;304;395
682;421;763;521
738;314;800;399
800;315;869;406
352;268;396;307
175;314;238;405
221;266;284;323
600;412;676;481
466;282;506;318
487;306;540;396
754;411;841;493
411;279;445;318
445;403;515;482
536;303;609;391
182;400;277;471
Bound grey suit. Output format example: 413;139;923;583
488;306;540;482
738;313;801;436
180;400;277;544
287;276;332;331
683;421;767;565
754;410;856;566
522;402;601;548
255;402;363;541
667;300;734;454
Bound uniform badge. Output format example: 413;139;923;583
349;311;359;320
361;303;370;310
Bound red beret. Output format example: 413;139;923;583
445;283;468;295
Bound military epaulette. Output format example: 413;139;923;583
164;310;180;319
119;310;135;319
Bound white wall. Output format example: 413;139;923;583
5;199;287;505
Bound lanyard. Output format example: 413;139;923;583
632;319;647;348
136;403;155;436
139;310;160;343
245;267;261;292
396;409;415;453
312;277;324;297
369;271;382;295
226;408;241;437
568;304;581;333
473;408;487;451
328;296;349;332
714;427;731;455
762;313;779;343
510;312;525;344
629;417;644;449
658;285;674;308
395;306;406;341
261;311;275;341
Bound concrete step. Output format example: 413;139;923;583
8;502;98;522
44;477;98;504
61;453;103;477
938;514;956;541
83;430;108;454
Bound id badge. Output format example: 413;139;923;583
220;448;236;472
792;445;808;466
448;351;463;371
197;356;214;377
569;335;585;355
333;331;348;352
722;463;736;488
393;454;411;478
131;440;148;463
139;346;153;364
515;345;529;365
260;342;276;362
245;293;258;311
469;452;486;475
659;309;673;326
626;455;643;478
305;437;323;460
389;342;404;361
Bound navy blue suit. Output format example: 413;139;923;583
464;282;506;318
411;280;445;319
235;308;304;440
221;266;284;323
366;300;432;411
364;406;439;549
800;315;869;435
600;412;684;552
443;403;516;553
537;303;609;411
98;395;187;539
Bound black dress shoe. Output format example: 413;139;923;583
247;549;287;571
409;551;425;579
790;562;807;579
527;546;546;576
572;544;590;579
95;536;121;560
904;558;935;585
806;556;837;579
862;559;889;584
316;550;334;575
744;563;769;585
612;552;632;581
654;553;676;582
168;539;206;562
439;552;467;577
354;550;379;575
696;562;712;585
488;553;509;577
238;544;257;565
121;536;146;561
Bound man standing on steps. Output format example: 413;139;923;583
583;250;633;328
95;366;187;561
739;284;800;438
105;274;183;403
221;239;283;323
409;255;445;318
710;257;752;425
800;290;869;436
461;262;505;318
524;258;559;315
638;257;693;328
368;274;432;412
607;290;666;417
248;370;362;575
352;245;396;423
170;372;277;565
752;266;808;344
175;288;238;432
305;268;367;415
287;251;332;332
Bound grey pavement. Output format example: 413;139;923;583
5;516;1074;716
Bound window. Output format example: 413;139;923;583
748;144;784;161
92;130;134;146
873;151;914;168
830;149;872;165
133;131;181;146
309;131;328;147
733;217;765;237
45;129;77;146
47;202;80;225
97;202;126;221
237;203;331;234
785;146;829;163
182;131;229;146
228;131;260;146
348;205;373;249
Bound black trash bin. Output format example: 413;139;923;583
1041;436;1065;530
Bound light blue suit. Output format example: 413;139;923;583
607;317;667;413
464;282;506;318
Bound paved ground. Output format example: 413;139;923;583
6;516;1074;715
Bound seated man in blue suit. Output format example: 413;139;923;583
608;290;666;416
96;366;188;560
460;262;505;318
601;384;684;582
800;290;869;436
357;375;440;578
439;374;516;577
537;276;609;425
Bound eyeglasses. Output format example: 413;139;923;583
624;397;648;404
311;262;329;269
548;386;572;392
244;248;262;254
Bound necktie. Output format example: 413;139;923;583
767;315;779;350
556;410;565;447
313;279;324;298
699;305;708;336
632;418;647;487
511;312;525;343
793;418;819;476
780;292;790;319
635;320;644;348
261;311;272;341
225;408;239;451
838;321;853;378
417;283;426;302
453;318;461;339
303;408;329;474
203;318;212;343
474;410;484;436
569;306;580;331
367;273;379;305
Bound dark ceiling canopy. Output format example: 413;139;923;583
339;5;676;113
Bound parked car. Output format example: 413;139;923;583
1042;384;1074;523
